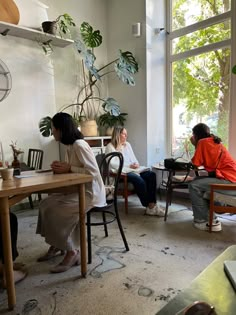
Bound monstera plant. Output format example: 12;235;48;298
39;21;139;137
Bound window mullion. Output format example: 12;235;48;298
169;11;231;40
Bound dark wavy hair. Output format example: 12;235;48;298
52;112;84;145
192;123;221;144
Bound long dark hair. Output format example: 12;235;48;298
52;112;84;145
192;123;221;144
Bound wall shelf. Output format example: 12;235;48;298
0;21;74;47
84;136;111;154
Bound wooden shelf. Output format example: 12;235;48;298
84;136;111;154
0;21;74;47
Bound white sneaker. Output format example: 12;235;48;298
146;204;165;217
193;220;222;232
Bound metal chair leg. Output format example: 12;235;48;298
28;195;34;209
38;193;42;202
114;199;129;251
164;187;172;222
102;212;108;237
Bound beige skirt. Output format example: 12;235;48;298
36;193;90;251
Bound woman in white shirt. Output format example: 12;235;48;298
105;127;164;216
36;113;106;273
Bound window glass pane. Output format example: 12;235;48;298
172;0;231;31
172;48;230;157
172;21;230;55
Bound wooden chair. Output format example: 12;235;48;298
86;152;129;264
27;148;44;208
209;183;236;232
117;173;136;214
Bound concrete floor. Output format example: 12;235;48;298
0;196;236;315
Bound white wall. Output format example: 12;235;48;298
107;0;147;165
107;0;166;166
0;0;167;170
0;0;108;168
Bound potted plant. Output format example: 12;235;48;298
98;100;128;135
42;13;76;36
39;21;138;137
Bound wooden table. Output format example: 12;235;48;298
0;171;93;310
156;245;236;315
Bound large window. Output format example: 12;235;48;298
167;0;232;157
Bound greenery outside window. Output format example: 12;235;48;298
167;0;232;157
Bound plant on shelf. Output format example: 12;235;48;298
98;100;128;135
39;21;139;137
42;13;76;37
39;13;76;55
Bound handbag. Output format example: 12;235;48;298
164;157;193;171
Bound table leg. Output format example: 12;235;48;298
78;184;87;277
0;197;16;310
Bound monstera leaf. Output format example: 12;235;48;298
83;50;100;80
102;98;120;116
80;22;102;48
39;116;52;137
114;50;139;85
75;39;100;80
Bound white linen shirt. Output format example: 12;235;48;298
65;139;106;209
105;141;139;171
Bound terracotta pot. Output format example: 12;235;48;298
42;21;57;35
80;120;98;137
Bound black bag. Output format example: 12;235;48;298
164;157;193;171
208;171;216;178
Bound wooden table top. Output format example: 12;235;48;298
0;172;93;197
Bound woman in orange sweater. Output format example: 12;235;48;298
189;123;236;232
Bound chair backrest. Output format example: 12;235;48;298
27;149;44;170
97;152;124;201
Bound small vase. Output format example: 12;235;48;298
11;158;20;169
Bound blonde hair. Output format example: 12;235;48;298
111;126;125;149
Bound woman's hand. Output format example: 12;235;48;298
51;161;71;174
190;135;196;147
130;162;139;169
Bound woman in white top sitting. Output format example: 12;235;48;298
105;126;164;216
36;113;106;273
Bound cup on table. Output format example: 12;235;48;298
0;168;14;180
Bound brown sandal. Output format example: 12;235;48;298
37;246;65;262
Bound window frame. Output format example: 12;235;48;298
166;0;236;156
